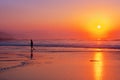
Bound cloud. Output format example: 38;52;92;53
0;31;14;40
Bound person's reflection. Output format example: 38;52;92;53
30;48;33;60
94;52;103;80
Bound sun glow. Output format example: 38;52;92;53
79;11;115;40
87;24;106;40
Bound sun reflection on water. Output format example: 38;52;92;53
94;52;103;80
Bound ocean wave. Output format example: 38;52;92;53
0;40;120;49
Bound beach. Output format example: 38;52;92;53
0;40;120;80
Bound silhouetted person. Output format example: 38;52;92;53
30;39;34;60
31;39;33;49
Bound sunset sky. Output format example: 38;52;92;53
0;0;120;40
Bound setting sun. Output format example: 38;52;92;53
97;25;101;29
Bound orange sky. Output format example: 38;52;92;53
0;0;120;40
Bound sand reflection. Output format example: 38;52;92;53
94;52;103;80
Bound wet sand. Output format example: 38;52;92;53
0;49;120;80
